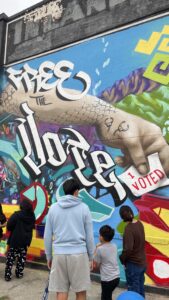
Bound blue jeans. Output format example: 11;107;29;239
125;262;146;298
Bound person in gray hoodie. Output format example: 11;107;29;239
44;178;95;300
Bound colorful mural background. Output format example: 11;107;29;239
0;14;169;287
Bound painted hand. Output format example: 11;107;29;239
96;108;169;175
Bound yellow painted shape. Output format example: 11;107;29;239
143;222;169;257
153;207;160;215
145;273;155;285
31;236;44;249
27;247;41;256
162;25;169;34
158;37;169;53
33;229;37;238
1;204;19;233
153;207;169;227
135;32;161;55
2;204;19;218
26;229;44;253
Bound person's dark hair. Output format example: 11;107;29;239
99;225;115;242
20;199;34;212
119;205;134;222
63;178;80;195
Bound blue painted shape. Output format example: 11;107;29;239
0;139;30;185
56;180;113;222
116;291;144;300
34;185;46;220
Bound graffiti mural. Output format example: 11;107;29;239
0;14;169;287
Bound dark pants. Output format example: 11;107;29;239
125;262;146;298
5;247;27;280
101;277;120;300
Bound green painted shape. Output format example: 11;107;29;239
144;53;169;85
117;216;139;235
34;185;46;219
23;186;35;201
57;183;113;222
91;212;111;222
79;189;113;216
115;85;169;142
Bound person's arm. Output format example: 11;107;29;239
1;85;169;175
119;226;134;265
44;208;53;269
93;245;102;271
7;212;18;231
84;205;95;263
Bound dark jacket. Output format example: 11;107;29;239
7;210;35;248
119;220;146;267
0;213;6;239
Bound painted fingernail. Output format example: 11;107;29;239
138;164;148;175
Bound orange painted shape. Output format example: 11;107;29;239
27;247;41;256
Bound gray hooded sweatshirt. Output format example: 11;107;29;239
44;195;95;261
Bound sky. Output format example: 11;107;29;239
0;0;42;17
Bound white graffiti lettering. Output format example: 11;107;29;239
7;60;91;100
16;103;126;201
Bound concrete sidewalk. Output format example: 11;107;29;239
0;262;168;300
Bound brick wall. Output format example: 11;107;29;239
0;0;169;65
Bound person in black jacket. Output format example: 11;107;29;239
4;199;35;281
0;204;7;240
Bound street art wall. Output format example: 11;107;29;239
0;13;169;288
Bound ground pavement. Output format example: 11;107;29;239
0;262;168;300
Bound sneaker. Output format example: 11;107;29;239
5;277;11;281
15;273;23;279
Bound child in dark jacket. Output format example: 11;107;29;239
4;199;35;281
0;204;7;240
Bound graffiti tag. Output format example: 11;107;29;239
135;25;169;84
7;60;91;100
16;102;126;201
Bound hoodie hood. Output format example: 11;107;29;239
57;195;82;208
17;210;35;224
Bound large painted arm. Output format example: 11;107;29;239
1;84;169;175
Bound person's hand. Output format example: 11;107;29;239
89;260;94;271
96;108;169;175
92;260;99;271
47;259;52;270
